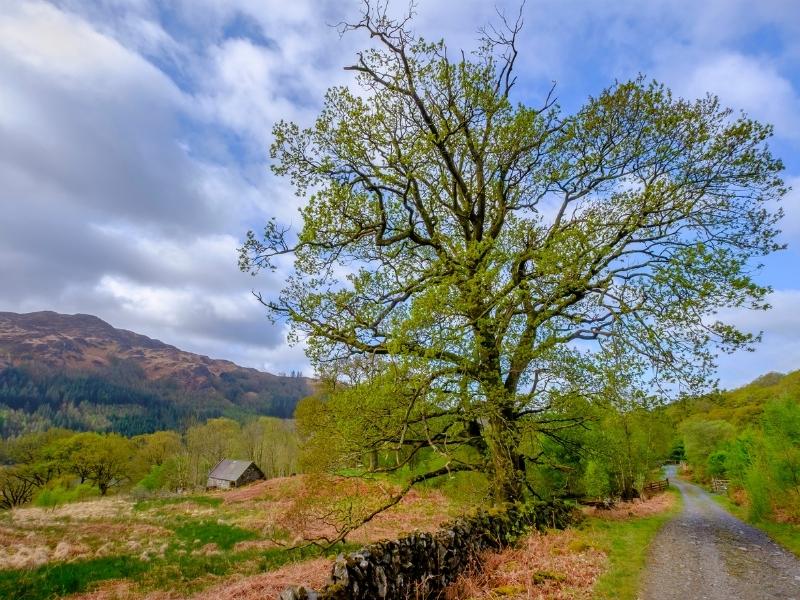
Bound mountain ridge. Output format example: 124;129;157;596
0;310;288;385
0;311;313;436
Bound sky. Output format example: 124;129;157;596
0;0;798;388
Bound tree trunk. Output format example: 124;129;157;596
490;452;524;503
368;449;379;472
486;415;525;503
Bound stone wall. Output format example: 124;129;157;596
279;500;577;600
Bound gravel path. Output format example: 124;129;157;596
640;466;800;600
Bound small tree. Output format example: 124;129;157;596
591;399;672;498
669;440;686;463
583;460;610;500
242;3;785;502
707;451;728;478
133;431;183;467
0;466;38;509
762;397;800;495
58;433;135;495
242;417;299;478
186;418;244;486
6;429;72;487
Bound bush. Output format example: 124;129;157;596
706;451;728;478
745;465;771;521
137;463;167;492
583;460;610;499
668;439;686;462
33;482;97;508
129;485;155;501
681;420;734;479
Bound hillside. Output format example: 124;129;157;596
667;369;800;548
666;370;800;428
0;311;314;435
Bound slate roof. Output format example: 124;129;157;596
208;459;258;482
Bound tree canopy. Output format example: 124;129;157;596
241;3;785;501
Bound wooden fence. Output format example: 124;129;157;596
643;479;669;496
579;478;670;507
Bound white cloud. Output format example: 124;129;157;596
674;53;800;139
197;38;301;148
94;274;281;347
1;0;798;384
97;275;193;327
715;289;800;387
720;290;800;338
0;1;293;370
0;2;150;82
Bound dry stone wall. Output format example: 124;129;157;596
279;500;577;600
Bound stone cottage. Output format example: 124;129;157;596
206;459;265;489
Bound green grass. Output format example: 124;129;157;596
711;494;800;557
133;495;223;511
574;488;682;600
135;542;360;595
0;542;361;600
0;556;148;600
171;519;258;550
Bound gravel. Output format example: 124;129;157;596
640;466;800;600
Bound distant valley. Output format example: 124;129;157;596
0;311;314;436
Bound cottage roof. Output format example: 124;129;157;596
208;459;258;482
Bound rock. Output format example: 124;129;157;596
280;586;318;600
279;588;299;600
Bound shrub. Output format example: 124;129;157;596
583;460;610;499
681;420;734;479
668;439;686;462
706;451;728;479
745;465;771;521
33;482;97;508
137;463;167;492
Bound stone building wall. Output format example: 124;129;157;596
237;463;265;486
280;500;577;600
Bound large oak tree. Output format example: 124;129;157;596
241;4;786;501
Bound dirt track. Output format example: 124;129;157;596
640;466;800;599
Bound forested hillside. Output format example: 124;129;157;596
0;312;314;436
667;370;800;427
670;370;800;523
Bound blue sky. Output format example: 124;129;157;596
0;0;798;388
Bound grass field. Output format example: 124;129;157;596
0;475;458;600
